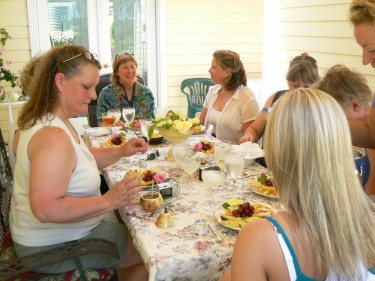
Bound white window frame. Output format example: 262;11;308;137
26;0;166;105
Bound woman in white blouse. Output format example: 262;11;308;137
199;50;260;144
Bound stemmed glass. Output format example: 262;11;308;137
180;151;201;195
225;152;244;196
122;107;135;131
108;109;121;126
140;120;152;142
171;142;191;180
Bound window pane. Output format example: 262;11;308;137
112;0;148;84
48;0;88;48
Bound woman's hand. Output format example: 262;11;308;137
239;132;256;144
114;120;125;127
119;137;148;157
105;175;142;208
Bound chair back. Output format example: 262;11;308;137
88;73;145;127
181;78;215;118
0;128;12;245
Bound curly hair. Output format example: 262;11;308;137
18;45;101;130
315;64;372;110
213;50;247;91
19;54;44;96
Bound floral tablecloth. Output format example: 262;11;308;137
86;128;279;281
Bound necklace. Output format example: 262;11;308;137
121;83;136;106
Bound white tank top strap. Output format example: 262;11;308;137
267;217;297;281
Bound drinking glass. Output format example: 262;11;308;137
214;141;232;171
108;109;121;125
180;151;201;195
122;107;135;130
225;152;244;195
202;167;226;211
102;112;116;133
172;142;191;180
140;120;152;142
202;167;226;190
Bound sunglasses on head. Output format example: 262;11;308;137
290;54;317;65
62;51;98;64
115;51;134;61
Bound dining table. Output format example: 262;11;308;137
85;127;280;281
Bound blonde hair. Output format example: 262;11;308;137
315;64;373;110
349;0;375;26
264;88;375;279
18;45;101;130
213;49;247;91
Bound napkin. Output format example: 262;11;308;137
231;142;264;159
86;127;109;137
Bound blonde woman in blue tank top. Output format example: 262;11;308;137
221;88;375;281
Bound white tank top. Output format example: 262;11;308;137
10;115;102;246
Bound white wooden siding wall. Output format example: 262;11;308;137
0;0;30;140
166;0;264;114
261;0;375;107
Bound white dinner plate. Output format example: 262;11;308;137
248;185;279;199
214;202;276;231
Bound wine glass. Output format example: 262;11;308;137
171;142;191;179
140;120;152;142
225;152;244;196
122;107;135;130
180;151;201;195
108;109;121;125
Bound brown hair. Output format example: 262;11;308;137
112;52;138;93
18;45;101;130
286;52;319;85
19;54;44;96
213;50;247;91
315;64;373;110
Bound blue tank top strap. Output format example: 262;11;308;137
266;217;306;280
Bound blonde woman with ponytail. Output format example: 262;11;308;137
221;88;375;281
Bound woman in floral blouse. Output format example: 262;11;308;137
96;52;155;125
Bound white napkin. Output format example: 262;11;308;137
86;127;109;137
231;142;264;159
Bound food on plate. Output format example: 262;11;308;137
194;139;214;154
100;134;126;147
126;168;168;186
249;173;277;197
219;198;275;229
129;120;141;129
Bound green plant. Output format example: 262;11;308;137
0;28;19;88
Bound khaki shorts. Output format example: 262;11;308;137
13;220;128;274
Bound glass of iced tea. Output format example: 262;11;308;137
102;112;116;132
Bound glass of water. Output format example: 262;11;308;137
225;152;244;195
122;107;135;130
